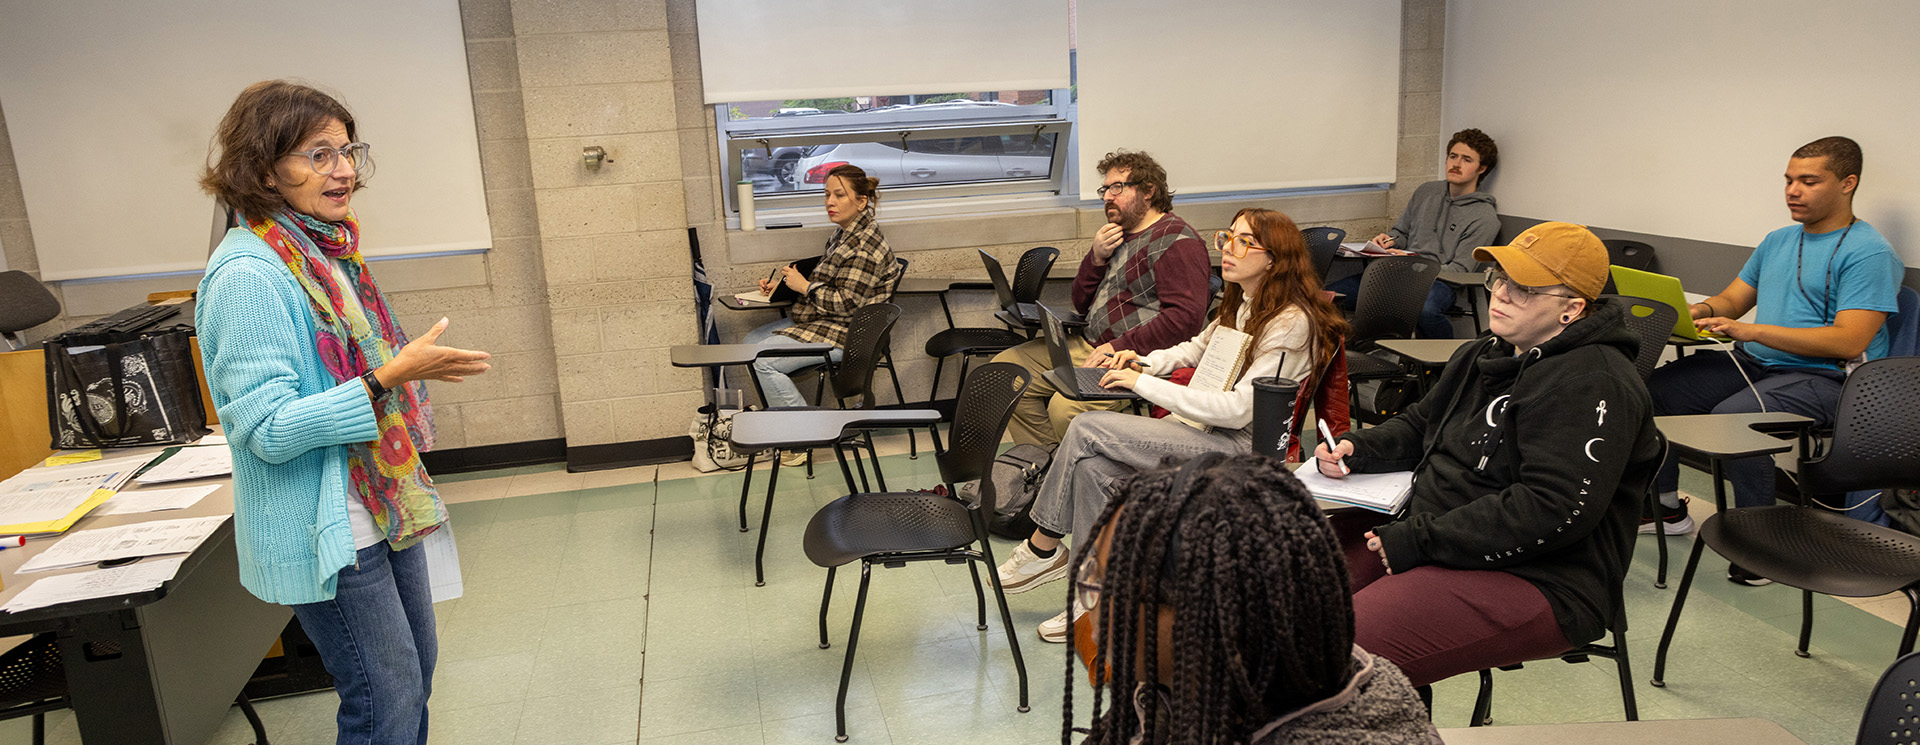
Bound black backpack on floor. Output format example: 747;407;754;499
959;443;1057;540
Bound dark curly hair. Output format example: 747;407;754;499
200;80;366;222
1065;454;1356;745
1447;128;1499;180
1096;149;1174;212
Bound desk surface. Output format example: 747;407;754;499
730;409;942;449
1439;717;1804;744
1437;270;1487;287
670;342;835;367
1375;338;1474;366
1655;412;1812;459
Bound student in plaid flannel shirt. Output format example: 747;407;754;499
744;165;898;414
991;149;1214;446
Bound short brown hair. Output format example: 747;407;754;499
1447;128;1499;178
1794;136;1863;184
825;163;881;214
1096;149;1174;212
200;80;364;222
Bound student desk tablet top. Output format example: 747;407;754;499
1654;411;1813;463
669;342;835;369
1438;717;1805;744
1374;338;1475;368
729;409;942;452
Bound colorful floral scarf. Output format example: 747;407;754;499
249;209;444;548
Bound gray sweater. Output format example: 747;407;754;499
1387;181;1500;272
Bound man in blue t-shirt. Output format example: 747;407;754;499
1645;136;1903;585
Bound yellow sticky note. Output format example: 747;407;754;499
43;450;103;466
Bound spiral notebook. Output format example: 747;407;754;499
1168;326;1253;432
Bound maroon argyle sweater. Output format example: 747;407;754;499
1070;212;1211;353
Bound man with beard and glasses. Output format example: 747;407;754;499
991;149;1212;446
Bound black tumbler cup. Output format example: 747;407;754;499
1249;377;1301;458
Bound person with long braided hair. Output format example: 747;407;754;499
1064;452;1439;745
998;207;1348;643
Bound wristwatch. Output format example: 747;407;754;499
361;369;390;401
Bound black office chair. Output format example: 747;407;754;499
0;271;60;351
803;362;1032;742
1603;239;1657;271
923;246;1058;400
1654;357;1920;687
1345;255;1441;425
733;304;902;586
1601;295;1684;584
1857;650;1920;744
1301;226;1347;280
0;633;269;745
869;257;917;457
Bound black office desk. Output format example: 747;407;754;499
0;451;289;745
670;342;835;410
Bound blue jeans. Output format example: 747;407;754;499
292;541;437;745
1648;348;1884;523
744;318;842;409
1327;273;1460;339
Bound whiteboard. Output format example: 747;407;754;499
1077;0;1400;200
0;0;491;281
1443;0;1919;266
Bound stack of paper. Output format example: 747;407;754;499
94;484;220;516
17;515;229;573
2;557;187;614
1292;462;1415;514
0;453;162;535
133;446;232;485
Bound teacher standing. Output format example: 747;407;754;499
196;80;491;745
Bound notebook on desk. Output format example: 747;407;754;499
734;256;823;305
1292;462;1413;514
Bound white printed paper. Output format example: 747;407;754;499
425;524;463;603
94;485;221;516
1293;462;1415;514
133;446;232;485
0;485;105;526
3;556;188;613
0;453;159;495
17;515;228;573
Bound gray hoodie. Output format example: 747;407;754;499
1387;180;1500;272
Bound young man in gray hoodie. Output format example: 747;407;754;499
1332;128;1501;339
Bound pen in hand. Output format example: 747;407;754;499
1317;419;1350;476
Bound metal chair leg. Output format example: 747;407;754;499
864;432;887;492
1796;589;1814;658
236;692;269;745
1471;669;1494;726
818;566;836;649
737;452;757;532
974;516;1030;713
1611;630;1638;721
834;563;875;742
755;460;782;587
1652;529;1711;686
967;561;988;630
1900;587;1920;656
879;352;917;459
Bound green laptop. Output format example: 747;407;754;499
1609;265;1724;340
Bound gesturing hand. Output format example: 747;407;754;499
381;318;493;385
1092;223;1125;265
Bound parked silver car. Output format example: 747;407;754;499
789;133;1056;191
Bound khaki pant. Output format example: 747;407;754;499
990;338;1131;447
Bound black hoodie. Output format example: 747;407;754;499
1341;299;1662;645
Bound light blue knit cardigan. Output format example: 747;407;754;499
197;227;382;605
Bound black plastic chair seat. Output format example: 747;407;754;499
1703;506;1920;597
804;492;977;568
925;327;1026;358
0;635;65;708
1345;350;1402;379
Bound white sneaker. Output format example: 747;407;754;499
1038;601;1086;644
781;450;810;468
996;541;1069;595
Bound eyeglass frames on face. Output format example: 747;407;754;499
1211;230;1269;259
284;142;373;178
1073;557;1102;611
1095;181;1139;198
1483;269;1580;306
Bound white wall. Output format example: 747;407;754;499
1443;0;1920;265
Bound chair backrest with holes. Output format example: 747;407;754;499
937;362;1030;515
1602;294;1678;382
1801;357;1920;496
1857;650;1920;744
829;303;901;408
1011;246;1059;305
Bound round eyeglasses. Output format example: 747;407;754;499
284;142;373;179
1073;557;1103;611
1483;269;1580;306
1212;230;1269;259
1095;181;1139;198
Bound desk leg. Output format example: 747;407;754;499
60;611;166;745
756;460;782;587
937;293;956;328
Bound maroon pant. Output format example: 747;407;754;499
1329;509;1573;688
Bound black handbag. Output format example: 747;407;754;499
44;324;211;449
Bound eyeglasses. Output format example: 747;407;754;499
1483;269;1580;306
1211;230;1269;259
284;142;373;178
1095;181;1139;198
1073;556;1103;611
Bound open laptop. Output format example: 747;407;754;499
979;249;1039;325
1038;304;1136;400
1609;265;1726;340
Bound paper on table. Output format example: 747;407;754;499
194;435;228;446
94;484;221;516
424;524;463;603
1292;461;1415;514
3;556;188;614
133;446;232;485
0;485;106;527
1;453;160;495
43;450;102;467
17;515;229;573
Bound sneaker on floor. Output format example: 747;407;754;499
1727;563;1773;587
1638;498;1695;535
1038;601;1085;644
996;541;1069;595
781;450;810;468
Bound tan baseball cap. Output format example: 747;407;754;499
1472;222;1609;300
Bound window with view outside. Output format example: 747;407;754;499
729;91;1061;196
